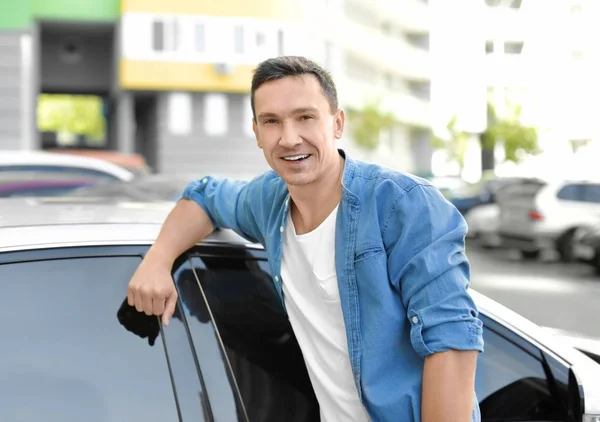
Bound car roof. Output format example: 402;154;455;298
0;150;135;181
0;197;256;251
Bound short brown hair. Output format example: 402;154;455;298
250;56;339;120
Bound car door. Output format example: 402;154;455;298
477;314;573;422
0;245;211;421
174;244;320;422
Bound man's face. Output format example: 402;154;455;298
252;74;345;186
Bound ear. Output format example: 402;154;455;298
253;119;262;149
334;109;345;139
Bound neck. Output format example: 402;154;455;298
287;154;344;234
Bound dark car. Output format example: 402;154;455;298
441;175;543;216
0;197;598;422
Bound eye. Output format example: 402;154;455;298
299;115;314;121
263;119;277;125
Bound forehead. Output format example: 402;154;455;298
253;74;328;112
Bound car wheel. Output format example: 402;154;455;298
557;229;578;263
593;250;600;275
520;250;540;260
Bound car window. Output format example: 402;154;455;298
476;327;565;421
180;249;320;422
495;181;546;202
0;256;180;421
556;184;584;201
583;184;600;203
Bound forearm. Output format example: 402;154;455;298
421;350;478;422
147;199;215;264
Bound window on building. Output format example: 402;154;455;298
168;92;192;136
204;94;228;136
571;4;583;14
486;0;521;7
504;41;524;54
406;33;430;51
152;21;164;51
152;19;178;52
324;41;333;70
485;41;494;54
243;95;255;138
345;55;378;84
256;31;266;47
234;25;244;54
277;29;285;56
195;23;205;52
407;80;431;101
380;22;391;35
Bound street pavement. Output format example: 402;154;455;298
467;244;600;339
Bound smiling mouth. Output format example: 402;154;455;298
282;154;310;162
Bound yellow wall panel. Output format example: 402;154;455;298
120;60;255;92
121;0;299;20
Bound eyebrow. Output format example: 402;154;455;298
257;107;319;120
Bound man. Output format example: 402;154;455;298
127;56;484;421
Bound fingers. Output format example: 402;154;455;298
162;292;178;327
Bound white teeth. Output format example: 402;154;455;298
283;154;309;161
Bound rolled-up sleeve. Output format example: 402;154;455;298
385;183;484;357
180;175;264;245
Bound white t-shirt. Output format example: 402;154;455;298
280;205;370;422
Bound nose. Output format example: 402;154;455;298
279;122;302;149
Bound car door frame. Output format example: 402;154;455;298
479;312;576;421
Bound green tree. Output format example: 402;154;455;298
37;94;106;143
346;101;394;151
480;103;540;163
432;116;471;169
433;102;540;168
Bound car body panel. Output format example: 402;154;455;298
0;198;598;419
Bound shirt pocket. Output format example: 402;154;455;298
313;251;339;303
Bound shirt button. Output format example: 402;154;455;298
280;226;284;232
411;316;419;324
274;276;279;282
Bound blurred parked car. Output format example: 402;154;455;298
46;148;151;176
572;225;600;274
466;177;547;249
428;175;473;200
66;173;193;202
0;197;598;421
499;179;600;260
66;173;256;203
0;150;135;198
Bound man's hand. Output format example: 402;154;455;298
422;350;478;422
127;250;178;326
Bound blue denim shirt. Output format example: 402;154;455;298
182;150;484;422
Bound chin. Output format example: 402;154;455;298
281;173;316;186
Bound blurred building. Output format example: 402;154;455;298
0;0;315;175
0;0;437;175
431;0;600;178
303;0;432;174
